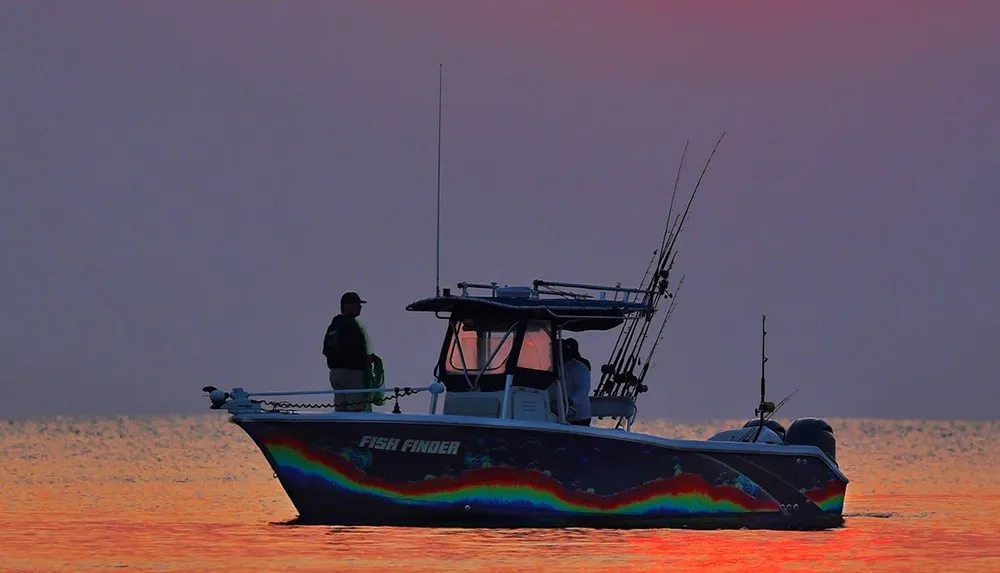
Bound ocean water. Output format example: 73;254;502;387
1;415;998;572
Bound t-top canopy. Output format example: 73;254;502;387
405;295;650;332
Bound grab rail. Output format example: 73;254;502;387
202;382;447;415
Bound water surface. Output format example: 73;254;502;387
2;416;998;571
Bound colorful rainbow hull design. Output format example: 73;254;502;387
235;415;847;529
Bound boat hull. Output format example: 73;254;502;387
235;414;847;529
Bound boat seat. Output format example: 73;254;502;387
510;386;553;422
443;391;503;418
590;396;637;419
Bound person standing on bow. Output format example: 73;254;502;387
561;338;592;426
322;291;376;412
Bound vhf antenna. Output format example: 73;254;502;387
435;63;443;297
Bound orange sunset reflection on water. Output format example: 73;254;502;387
1;416;998;571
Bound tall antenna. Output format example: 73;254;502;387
753;314;775;441
760;314;767;413
435;63;443;297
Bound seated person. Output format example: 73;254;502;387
561;338;592;426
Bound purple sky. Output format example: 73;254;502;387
2;1;998;421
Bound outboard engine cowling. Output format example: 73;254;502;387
742;418;787;440
784;417;836;463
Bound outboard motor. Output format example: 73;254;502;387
742;418;787;440
784;417;836;463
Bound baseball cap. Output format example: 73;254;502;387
341;291;367;305
561;337;579;357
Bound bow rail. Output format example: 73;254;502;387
202;382;447;415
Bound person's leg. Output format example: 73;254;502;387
331;368;373;412
344;369;367;412
330;368;347;412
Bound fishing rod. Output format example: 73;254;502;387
628;133;725;364
609;260;681;404
601;133;726;399
596;142;689;396
737;316;799;443
632;274;686;394
602;250;675;399
597;241;673;395
600;249;660;378
600;215;683;397
596;140;688;393
612;275;685;428
753;314;772;441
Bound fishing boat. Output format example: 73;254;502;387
203;277;846;529
200;133;848;529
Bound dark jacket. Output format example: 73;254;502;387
323;314;367;370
